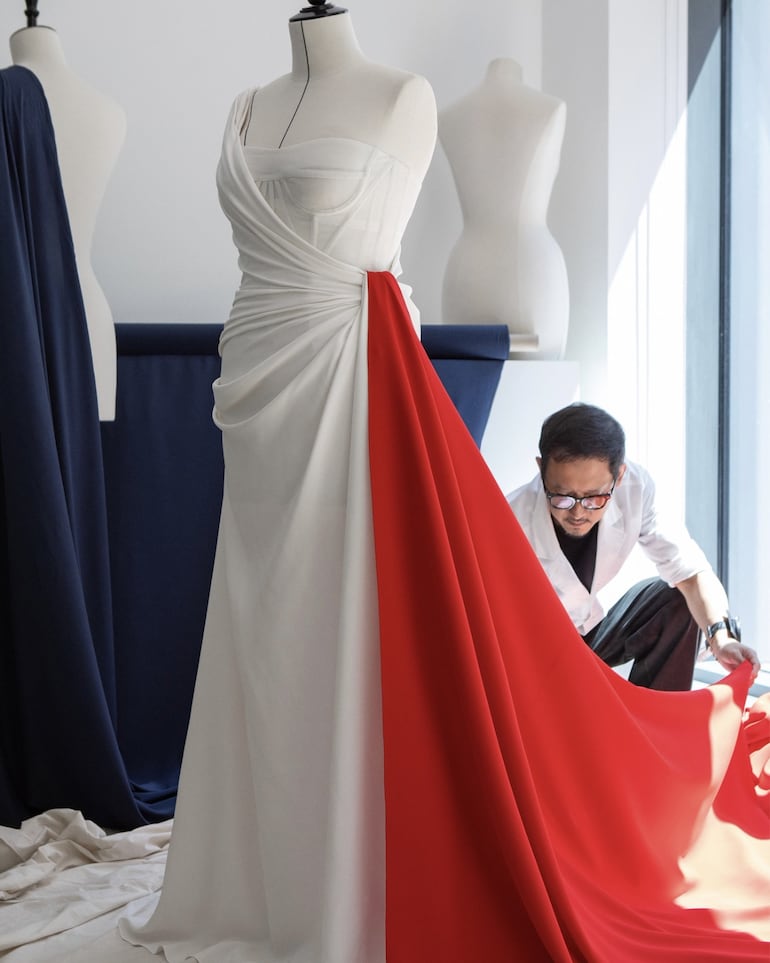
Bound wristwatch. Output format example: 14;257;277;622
705;616;741;644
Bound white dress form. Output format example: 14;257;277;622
244;11;436;173
439;58;569;360
10;25;127;421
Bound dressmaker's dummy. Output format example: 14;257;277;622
243;5;435;174
10;24;127;420
440;58;569;360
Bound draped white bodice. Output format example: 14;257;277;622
215;88;424;379
242;138;418;269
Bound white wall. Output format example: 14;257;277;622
1;0;689;482
544;2;689;456
605;0;689;520
543;0;609;403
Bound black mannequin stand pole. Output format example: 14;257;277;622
290;1;348;22
24;2;40;27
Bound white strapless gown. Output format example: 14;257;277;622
119;90;421;963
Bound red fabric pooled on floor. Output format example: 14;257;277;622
366;270;770;962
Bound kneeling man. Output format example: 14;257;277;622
507;403;759;690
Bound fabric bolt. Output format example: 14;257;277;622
118;87;770;960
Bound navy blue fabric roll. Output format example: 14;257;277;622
421;324;508;447
0;67;168;828
420;323;509;361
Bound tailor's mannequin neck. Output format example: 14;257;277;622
485;57;523;87
9;24;66;66
288;12;365;79
242;10;436;175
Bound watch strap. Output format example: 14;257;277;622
705;616;741;642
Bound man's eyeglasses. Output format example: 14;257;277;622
544;483;615;511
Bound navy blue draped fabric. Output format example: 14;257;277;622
0;66;169;829
100;325;224;801
0;65;507;831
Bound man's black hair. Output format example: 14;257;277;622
538;403;626;477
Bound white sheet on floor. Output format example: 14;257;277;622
0;810;169;960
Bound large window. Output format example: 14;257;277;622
685;0;723;569
726;0;770;662
687;0;769;663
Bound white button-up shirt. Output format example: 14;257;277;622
506;461;711;635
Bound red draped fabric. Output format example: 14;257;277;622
366;271;770;962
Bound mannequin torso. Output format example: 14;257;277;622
243;13;436;179
439;58;569;359
10;25;127;419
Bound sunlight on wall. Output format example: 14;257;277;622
607;111;688;524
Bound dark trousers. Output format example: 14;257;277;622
582;577;700;691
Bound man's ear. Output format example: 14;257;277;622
615;463;627;486
536;456;543;473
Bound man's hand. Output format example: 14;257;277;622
711;640;761;681
675;572;762;682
